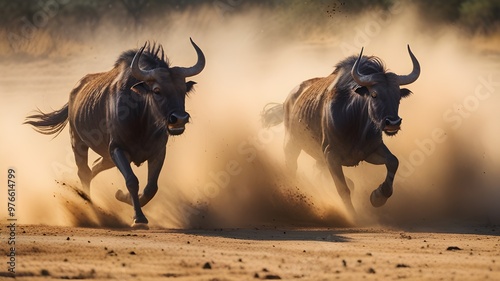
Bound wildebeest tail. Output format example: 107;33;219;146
24;103;69;137
261;102;284;128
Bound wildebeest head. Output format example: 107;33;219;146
351;45;420;136
130;38;205;135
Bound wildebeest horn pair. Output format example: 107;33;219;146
351;45;420;86
131;37;206;82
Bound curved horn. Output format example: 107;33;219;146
397;45;420;85
177;38;206;77
130;43;155;81
351;47;376;87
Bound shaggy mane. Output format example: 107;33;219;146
115;41;170;69
333;55;387;94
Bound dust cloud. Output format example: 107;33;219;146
1;3;499;229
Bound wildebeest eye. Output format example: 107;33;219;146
371;92;378;98
354;86;368;96
153;87;161;94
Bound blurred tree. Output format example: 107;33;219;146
459;0;500;33
2;0;500;34
414;0;466;22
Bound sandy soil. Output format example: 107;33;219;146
0;224;497;280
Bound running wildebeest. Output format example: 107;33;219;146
262;46;420;215
25;39;205;228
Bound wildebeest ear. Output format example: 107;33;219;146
354;86;369;96
186;81;197;93
131;81;149;95
400;88;412;98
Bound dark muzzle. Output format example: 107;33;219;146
167;112;190;135
383;117;402;136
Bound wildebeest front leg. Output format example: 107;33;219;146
324;146;356;215
365;143;399;207
110;147;148;228
141;147;165;206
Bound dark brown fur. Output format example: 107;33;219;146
262;51;420;214
25;40;205;227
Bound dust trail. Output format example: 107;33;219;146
55;180;129;228
1;4;499;228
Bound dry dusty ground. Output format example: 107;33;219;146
0;223;499;280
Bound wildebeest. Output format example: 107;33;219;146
25;38;205;228
262;46;420;215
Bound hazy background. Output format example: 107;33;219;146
0;0;499;228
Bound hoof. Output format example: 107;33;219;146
370;188;388;208
131;222;149;230
115;190;132;205
115;189;125;200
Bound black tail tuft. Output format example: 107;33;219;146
24;103;69;138
261;102;284;128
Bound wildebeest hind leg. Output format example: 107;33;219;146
365;144;398;207
91;157;115;180
284;134;300;175
71;131;91;201
324;146;356;215
110;147;148;227
314;159;355;190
